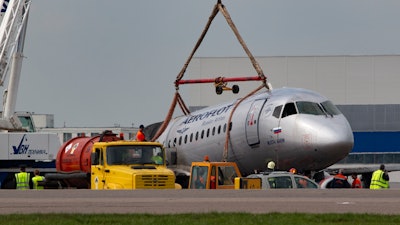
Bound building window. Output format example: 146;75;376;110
63;133;72;142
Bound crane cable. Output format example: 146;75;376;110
151;0;271;148
150;92;189;142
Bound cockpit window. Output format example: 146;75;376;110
272;105;283;118
282;103;297;118
296;101;325;115
320;100;341;115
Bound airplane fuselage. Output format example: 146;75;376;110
157;87;354;175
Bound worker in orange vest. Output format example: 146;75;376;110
136;125;146;141
330;169;350;188
351;173;362;188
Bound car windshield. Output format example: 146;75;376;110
106;145;164;165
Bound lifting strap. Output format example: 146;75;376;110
175;0;268;87
151;0;270;151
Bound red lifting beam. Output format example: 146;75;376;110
176;76;264;85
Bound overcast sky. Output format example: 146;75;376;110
9;0;400;128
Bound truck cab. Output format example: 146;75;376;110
188;159;242;189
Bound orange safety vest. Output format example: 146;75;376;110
352;178;362;188
136;130;146;141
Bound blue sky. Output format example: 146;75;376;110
11;0;400;127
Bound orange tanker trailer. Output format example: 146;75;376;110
45;130;177;189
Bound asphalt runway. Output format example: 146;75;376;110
1;189;400;215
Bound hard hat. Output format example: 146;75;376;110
267;161;275;170
289;168;297;174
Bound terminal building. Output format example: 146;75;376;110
185;55;400;165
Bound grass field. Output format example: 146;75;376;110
1;213;400;225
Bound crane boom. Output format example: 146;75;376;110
0;0;31;130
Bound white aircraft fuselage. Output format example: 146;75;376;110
157;87;354;175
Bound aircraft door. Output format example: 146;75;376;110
245;99;266;146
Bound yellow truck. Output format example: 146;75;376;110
46;130;178;189
188;158;261;189
188;159;319;189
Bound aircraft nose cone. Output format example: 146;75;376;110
296;115;354;169
314;117;354;160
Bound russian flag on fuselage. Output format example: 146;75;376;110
273;127;282;134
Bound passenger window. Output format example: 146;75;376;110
268;176;293;188
195;132;199;141
190;133;193;142
179;136;182;145
282;103;297;118
207;128;210;138
201;130;204;139
184;135;187;144
218;125;221;134
212;127;215;136
295;177;318;189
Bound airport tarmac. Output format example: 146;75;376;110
0;189;399;215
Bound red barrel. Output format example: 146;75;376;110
56;131;120;173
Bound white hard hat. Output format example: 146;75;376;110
267;161;275;170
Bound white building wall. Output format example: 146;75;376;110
186;55;400;107
31;114;54;128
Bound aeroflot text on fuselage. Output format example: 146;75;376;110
181;104;234;125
